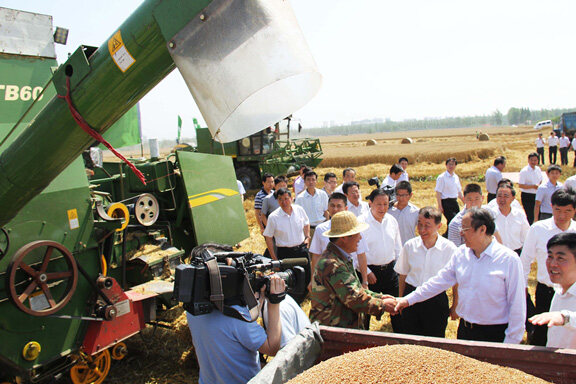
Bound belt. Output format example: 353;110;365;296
277;243;307;251
461;319;506;329
368;261;394;270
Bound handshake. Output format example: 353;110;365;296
380;296;410;316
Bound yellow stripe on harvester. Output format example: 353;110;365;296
189;188;239;208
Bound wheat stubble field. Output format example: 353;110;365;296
107;125;574;384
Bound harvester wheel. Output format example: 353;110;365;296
110;342;128;360
70;350;111;384
236;166;260;190
7;241;78;316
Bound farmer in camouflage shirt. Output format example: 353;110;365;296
310;211;397;329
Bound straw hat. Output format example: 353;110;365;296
323;211;369;238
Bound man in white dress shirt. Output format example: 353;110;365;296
435;157;464;234
572;135;576;167
334;167;357;194
343;181;369;217
485;156;506;202
263;188;311;302
521;188;576;345
382;164;404;189
559;131;571;166
395;206;458;337
536;132;546;165
529;233;576;349
548;131;559;164
389;181;419;245
398;157;410;182
396;208;526;344
358;189;403;331
535;165;563;222
309;192;370;290
518;153;543;224
292;165;309;197
490;184;530;254
295;170;329;234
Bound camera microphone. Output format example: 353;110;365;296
278;258;309;269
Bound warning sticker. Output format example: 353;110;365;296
30;291;50;311
108;30;135;73
67;209;79;230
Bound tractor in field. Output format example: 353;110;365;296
192;116;323;190
0;1;320;382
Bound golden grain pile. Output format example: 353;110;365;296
287;345;550;384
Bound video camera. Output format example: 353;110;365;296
174;245;307;320
367;177;396;207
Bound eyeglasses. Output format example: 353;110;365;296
396;194;410;197
459;226;473;234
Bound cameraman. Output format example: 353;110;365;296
186;276;285;384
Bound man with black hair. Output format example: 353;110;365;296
435;157;463;232
382;164;404;189
295;170;329;232
186;276;285;384
485;156;506;202
521;188;576;345
322;172;338;196
529;232;576;349
263;188;311;302
255;173;274;234
396;208;526;344
559;131;571;165
395;206;458;337
536;133;546;165
359;189;403;331
448;183;484;246
260;176;288;225
389;181;419;245
343;181;369;217
490;184;530;254
334;167;358;195
535;164;563;222
398;157;410;182
518;152;543;224
293;165;309;196
549;131;559;164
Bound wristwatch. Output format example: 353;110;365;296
561;310;571;326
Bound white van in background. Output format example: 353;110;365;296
534;120;553;130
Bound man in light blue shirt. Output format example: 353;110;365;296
187;277;285;384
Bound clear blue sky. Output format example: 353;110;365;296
3;0;576;139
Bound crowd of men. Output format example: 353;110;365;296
535;130;576;166
189;149;576;384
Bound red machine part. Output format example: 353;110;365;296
81;278;156;355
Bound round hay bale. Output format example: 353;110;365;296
401;137;413;144
478;133;490;141
365;139;377;146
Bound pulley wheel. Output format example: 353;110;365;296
134;193;159;226
107;203;129;232
110;342;128;360
7;240;78;316
70;349;111;384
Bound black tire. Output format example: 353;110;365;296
236;166;260;190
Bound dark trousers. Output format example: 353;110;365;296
549;146;557;164
537;147;545;165
441;198;460;237
400;283;449;337
487;193;496;203
364;261;401;332
560;147;569;165
521;192;536;225
531;283;555;346
277;243;310;303
457;319;507;343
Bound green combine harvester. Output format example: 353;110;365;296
0;1;321;382
194;117;323;190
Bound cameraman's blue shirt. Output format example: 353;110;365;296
186;306;267;384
